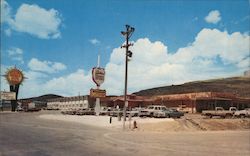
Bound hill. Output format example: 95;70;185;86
133;77;250;98
20;94;63;102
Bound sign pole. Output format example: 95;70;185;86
97;55;100;67
10;85;19;111
90;55;105;114
95;55;101;115
3;67;24;111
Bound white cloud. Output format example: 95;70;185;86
170;29;250;66
205;10;221;24
2;1;62;39
52;62;67;71
104;38;187;95
25;71;48;80
89;39;100;45
4;28;249;98
104;29;249;95
28;58;66;73
7;47;24;64
11;57;24;64
8;47;23;55
18;69;94;98
43;69;93;96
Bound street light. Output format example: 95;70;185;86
121;25;135;130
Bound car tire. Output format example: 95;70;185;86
150;113;153;118
225;114;232;119
208;114;212;118
240;114;245;118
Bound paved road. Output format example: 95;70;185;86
1;111;250;156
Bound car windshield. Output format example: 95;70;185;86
217;107;224;111
231;108;237;111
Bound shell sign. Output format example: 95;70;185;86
92;67;105;87
5;68;24;85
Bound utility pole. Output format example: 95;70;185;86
121;25;135;130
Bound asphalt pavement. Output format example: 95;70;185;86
0;111;249;156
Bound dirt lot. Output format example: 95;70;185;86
136;114;250;132
39;112;250;132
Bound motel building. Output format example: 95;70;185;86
46;94;152;111
46;96;96;110
44;92;249;113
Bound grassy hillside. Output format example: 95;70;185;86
134;77;250;98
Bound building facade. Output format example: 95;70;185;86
43;92;250;113
153;92;250;113
46;95;98;110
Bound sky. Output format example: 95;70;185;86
1;0;250;98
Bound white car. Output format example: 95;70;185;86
139;105;167;117
234;108;250;118
16;106;24;111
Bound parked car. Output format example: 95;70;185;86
164;108;184;118
126;110;139;117
99;107;112;116
110;110;123;117
201;107;237;118
16;106;24;111
61;109;68;115
85;108;95;115
75;109;87;115
62;108;78;115
75;108;95;115
139;105;167;117
177;105;190;113
23;102;41;112
154;108;184;118
234;108;250;118
67;108;77;115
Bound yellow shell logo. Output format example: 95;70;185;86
5;68;24;85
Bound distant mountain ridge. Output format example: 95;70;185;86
133;77;250;98
20;94;63;102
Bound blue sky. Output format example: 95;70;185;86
1;0;250;98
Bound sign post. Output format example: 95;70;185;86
3;67;24;111
90;89;106;98
0;91;16;100
91;55;106;115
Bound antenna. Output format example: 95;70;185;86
97;55;100;67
